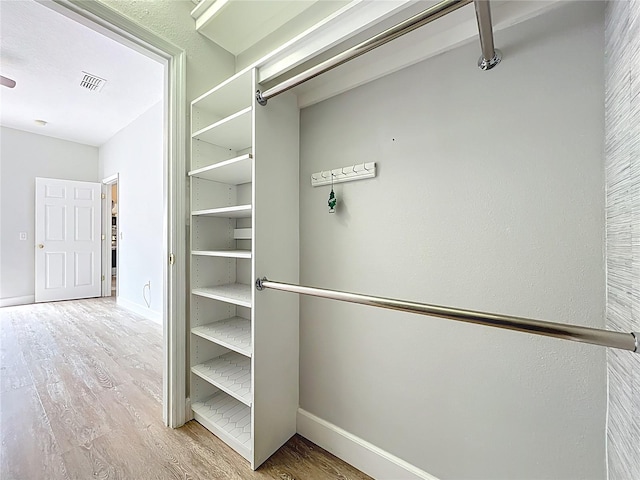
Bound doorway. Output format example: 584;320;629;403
111;183;118;296
23;1;187;428
102;173;119;298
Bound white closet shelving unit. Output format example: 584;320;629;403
188;68;299;469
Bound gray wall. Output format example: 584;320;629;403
99;102;164;320
0;127;99;305
604;0;640;478
299;2;606;479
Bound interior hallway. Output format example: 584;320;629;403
0;298;371;479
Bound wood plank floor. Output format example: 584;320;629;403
0;298;371;480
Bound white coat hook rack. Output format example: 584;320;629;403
311;162;376;187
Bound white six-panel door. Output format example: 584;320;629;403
35;177;102;303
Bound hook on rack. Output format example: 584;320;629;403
310;162;376;187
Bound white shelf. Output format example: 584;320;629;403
191;69;253;118
192;250;252;259
192;284;252;308
190;1;324;56
189;65;299;469
192;317;252;357
191;205;252;218
192;352;252;406
192;107;252;151
189;154;252;185
192;391;252;461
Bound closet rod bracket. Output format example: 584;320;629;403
478;49;502;71
256;277;267;291
256;90;267;106
474;0;501;71
633;332;639;352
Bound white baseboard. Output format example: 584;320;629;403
116;297;162;324
297;409;438;480
0;295;35;307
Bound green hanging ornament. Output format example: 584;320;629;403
328;188;336;213
328;172;336;213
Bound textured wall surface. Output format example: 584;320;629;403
605;1;640;479
98;0;235;102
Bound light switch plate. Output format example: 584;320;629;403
19;232;27;240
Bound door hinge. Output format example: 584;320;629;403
169;253;175;265
101;234;106;240
101;193;106;199
102;275;105;281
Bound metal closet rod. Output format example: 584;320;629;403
255;278;639;353
256;0;501;106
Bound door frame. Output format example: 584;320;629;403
46;0;187;428
102;173;119;298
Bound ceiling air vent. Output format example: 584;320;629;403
80;71;106;92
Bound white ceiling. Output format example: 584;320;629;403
0;0;164;147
